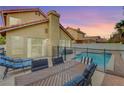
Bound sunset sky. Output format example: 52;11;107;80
0;6;124;38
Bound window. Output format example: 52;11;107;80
59;40;65;47
59;40;71;47
11;36;48;58
27;38;48;58
66;40;71;47
30;38;42;58
11;36;24;56
9;17;21;25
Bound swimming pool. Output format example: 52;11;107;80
73;52;112;68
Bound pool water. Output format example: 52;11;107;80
73;52;112;68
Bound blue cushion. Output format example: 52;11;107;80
0;55;32;69
64;75;86;86
52;57;64;66
82;63;97;78
13;63;24;69
0;59;6;66
64;80;77;86
23;60;32;67
32;59;48;72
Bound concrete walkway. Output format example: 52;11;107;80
0;66;31;86
110;52;124;77
102;74;124;86
0;63;124;86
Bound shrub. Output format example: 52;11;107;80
0;36;6;45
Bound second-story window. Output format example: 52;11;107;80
9;17;22;25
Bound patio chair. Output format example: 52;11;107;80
0;55;32;79
0;48;5;55
80;56;93;65
64;75;86;86
64;63;97;86
31;59;48;72
82;63;97;86
52;56;64;66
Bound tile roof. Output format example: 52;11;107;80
0;8;74;40
0;19;49;33
0;8;47;18
60;24;74;40
0;20;74;40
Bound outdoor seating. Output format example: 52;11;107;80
82;63;97;85
80;56;93;65
0;48;5;55
0;55;32;79
64;75;86;86
31;59;48;72
52;56;64;66
64;63;97;86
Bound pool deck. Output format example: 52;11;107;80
0;51;124;86
102;74;124;86
1;66;124;86
106;51;124;77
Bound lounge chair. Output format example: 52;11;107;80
52;57;64;66
64;75;86;86
80;56;93;65
0;48;5;55
64;63;97;86
0;55;32;79
31;59;48;72
82;63;97;85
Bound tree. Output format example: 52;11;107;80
115;20;124;37
108;32;121;43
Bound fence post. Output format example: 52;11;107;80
87;47;88;56
57;46;59;57
104;49;106;72
74;47;76;55
64;47;66;61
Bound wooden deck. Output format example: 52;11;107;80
15;61;85;86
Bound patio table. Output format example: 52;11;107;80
15;61;85;86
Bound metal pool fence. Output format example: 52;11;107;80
53;46;124;77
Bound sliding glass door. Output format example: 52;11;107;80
11;36;48;58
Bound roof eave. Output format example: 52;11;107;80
60;24;74;40
0;19;49;33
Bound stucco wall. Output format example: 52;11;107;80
6;23;48;58
6;22;72;58
60;28;72;40
6;11;46;26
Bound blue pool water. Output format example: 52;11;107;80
73;52;112;68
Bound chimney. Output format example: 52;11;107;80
47;10;60;45
47;10;60;61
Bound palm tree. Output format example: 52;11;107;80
115;20;124;37
114;20;124;43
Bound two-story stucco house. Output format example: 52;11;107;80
0;8;74;58
66;27;86;43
